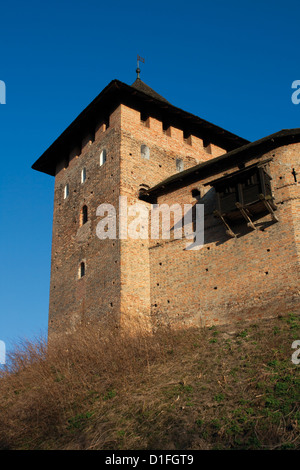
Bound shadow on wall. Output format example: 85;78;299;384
169;187;279;248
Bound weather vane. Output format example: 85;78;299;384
136;55;145;79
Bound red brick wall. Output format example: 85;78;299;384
149;145;300;328
48;107;123;337
117;104;226;329
48;103;227;335
48;98;300;337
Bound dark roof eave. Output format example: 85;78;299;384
31;79;122;176
32;79;249;176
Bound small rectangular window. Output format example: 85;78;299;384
80;205;88;226
79;261;85;278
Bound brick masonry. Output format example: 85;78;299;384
44;96;299;338
150;145;300;328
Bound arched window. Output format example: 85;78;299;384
81;167;86;183
141;144;150;160
100;149;107;166
176;158;184;172
80;205;88;226
79;261;85;278
64;183;69;199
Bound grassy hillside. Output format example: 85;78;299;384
0;313;299;450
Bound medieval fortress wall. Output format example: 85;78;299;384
34;82;299;337
150;145;300;329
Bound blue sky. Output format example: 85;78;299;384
0;0;300;353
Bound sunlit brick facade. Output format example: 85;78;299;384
32;78;300;337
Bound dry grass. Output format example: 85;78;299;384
0;313;299;450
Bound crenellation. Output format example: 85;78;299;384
81;133;94;152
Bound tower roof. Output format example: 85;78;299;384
131;78;170;104
32;79;249;176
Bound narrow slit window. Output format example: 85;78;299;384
100;149;107;166
81;167;86;183
79;262;85;278
80;205;88;225
64;183;69;199
292;168;297;182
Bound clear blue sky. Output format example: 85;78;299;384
0;0;300;352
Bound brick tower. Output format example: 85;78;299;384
32;75;248;337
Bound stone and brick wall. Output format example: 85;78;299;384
48;102;228;336
148;144;300;329
48;107;122;336
48;95;300;338
117;104;226;329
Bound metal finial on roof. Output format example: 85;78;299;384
136;55;145;79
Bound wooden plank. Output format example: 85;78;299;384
213;210;237;238
235;202;256;230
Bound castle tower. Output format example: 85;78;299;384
32;77;249;337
